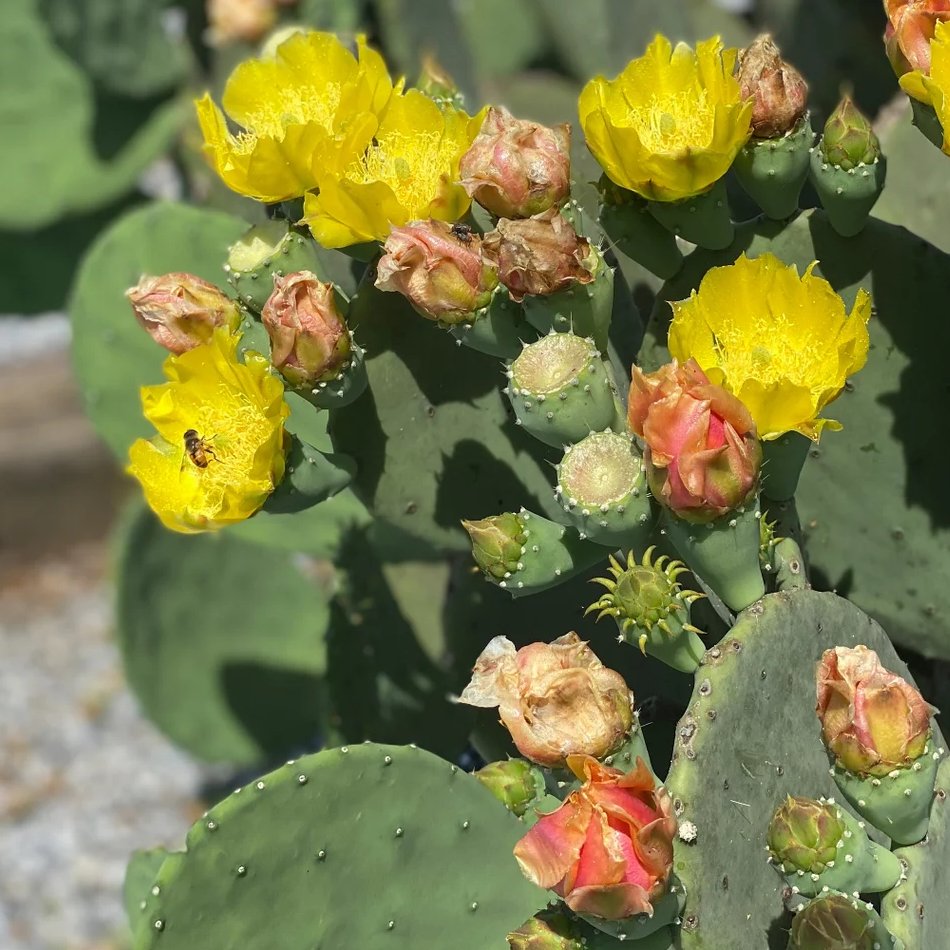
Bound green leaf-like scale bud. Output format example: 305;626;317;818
767;795;844;874
788;893;880;950
475;759;545;818
462;513;527;580
820;96;880;170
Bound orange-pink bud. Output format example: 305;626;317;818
126;272;240;354
737;35;809;138
628;359;761;523
514;755;676;920
458;633;633;769
459;106;572;219
883;0;950;76
481;209;597;303
816;645;935;776
261;271;351;387
375;220;498;324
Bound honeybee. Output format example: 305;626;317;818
451;222;474;244
183;428;217;468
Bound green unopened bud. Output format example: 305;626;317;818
462;513;527;580
767;796;844;873
587;547;706;673
507;910;581;949
821;97;880;170
787;894;879;950
475;759;544;817
415;53;465;110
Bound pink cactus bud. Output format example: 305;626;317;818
884;0;950;76
458;633;633;769
816;645;936;776
261;271;351;387
481;209;597;302
628;359;761;523
737;34;809;138
375;220;499;324
459;106;572;218
126;272;240;354
514;755;676;920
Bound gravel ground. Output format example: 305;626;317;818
0;551;204;950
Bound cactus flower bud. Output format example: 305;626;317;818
475;759;544;817
816;645;935;776
415;53;465;110
481;209;597;302
459;106;572;219
787;893;878;950
628;359;761;523
261;271;351;387
458;633;633;768
737;35;809;138
767;796;845;873
375;220;499;324
126;272;241;354
461;513;527;580
820;97;881;169
206;0;281;47
514;754;676;919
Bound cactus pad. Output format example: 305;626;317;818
664;589;935;949
133;743;549;948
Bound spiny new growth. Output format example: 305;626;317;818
586;546;704;654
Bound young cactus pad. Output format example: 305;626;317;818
663;589;937;948
506;332;620;448
555;429;653;547
133;743;550;949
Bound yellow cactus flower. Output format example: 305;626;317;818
901;20;950;153
301;91;485;248
128;329;290;533
578;35;753;202
195;30;397;202
667;253;871;441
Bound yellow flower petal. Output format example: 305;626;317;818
920;20;950;152
194;31;395;202
128;329;289;533
578;34;752;202
668;253;871;441
301;91;485;247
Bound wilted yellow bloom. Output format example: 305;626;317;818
195;30;397;202
128;329;290;533
578;35;753;202
302;91;485;248
668;253;871;441
901;20;950;153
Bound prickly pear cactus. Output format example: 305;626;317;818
133;743;549;949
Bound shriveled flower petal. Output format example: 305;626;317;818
668;253;871;441
578;35;753;202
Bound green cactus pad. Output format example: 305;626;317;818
70;202;248;461
769;798;901;897
881;758;950;946
448;285;537;358
261;437;355;514
522;253;614;352
578;884;686;942
507;333;621;448
733;115;814;221
660;499;766;613
829;741;940;846
115;503;333;764
909;98;945;152
647;178;735;251
124;848;170;932
597;181;684;280
295;341;368;409
643;209;950;659
329;277;585;556
762;431;813;502
664;589;932;949
133;744;550;949
809;151;886;238
556;430;654;547
225;221;338;314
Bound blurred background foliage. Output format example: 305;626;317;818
1;0;909;317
